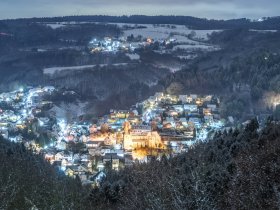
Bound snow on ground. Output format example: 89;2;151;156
146;81;158;87
37;49;47;52
43;65;97;75
249;29;278;33
104;22;139;28
121;24;222;41
122;24;187;41
173;44;220;52
152;64;182;73
172;35;199;44
126;53;140;60
43;63;129;75
118;24;222;53
177;55;198;60
42;21;223;41
43;21;101;29
45;23;66;29
192;30;223;40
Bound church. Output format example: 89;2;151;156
122;121;163;150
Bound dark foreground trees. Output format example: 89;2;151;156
1;119;280;209
0;137;88;209
90;119;280;210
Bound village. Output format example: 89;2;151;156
86;24;220;57
0;86;224;185
88;34;167;56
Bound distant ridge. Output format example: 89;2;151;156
1;15;280;30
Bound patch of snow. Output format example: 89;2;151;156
168;67;182;73
249;29;278;33
41;21;101;29
45;23;66;29
43;63;129;75
152;64;182;73
37;49;47;52
172;35;199;44
177;55;197;60
145;81;158;87
173;44;220;52
43;65;97;75
126;53;140;60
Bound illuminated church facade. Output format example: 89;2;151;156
122;122;163;150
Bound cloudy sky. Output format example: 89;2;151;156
0;0;279;20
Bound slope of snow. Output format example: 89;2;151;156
43;65;97;75
43;63;129;75
126;53;140;60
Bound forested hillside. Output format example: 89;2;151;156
1;118;280;209
4;15;280;30
0;136;87;209
90;119;280;210
160;29;280;120
0;18;279;119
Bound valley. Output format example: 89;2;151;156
0;14;280;210
1;17;279;122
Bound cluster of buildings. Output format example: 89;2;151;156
87;33;201;56
0;86;225;185
0;87;53;140
88;37;140;53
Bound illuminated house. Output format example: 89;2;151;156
155;92;164;101
110;109;130;119
203;108;212;116
190;94;198;100
184;127;195;138
188;117;201;128
65;165;88;178
103;153;122;170
179;95;193;103
204;115;214;123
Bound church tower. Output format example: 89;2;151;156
123;121;132;150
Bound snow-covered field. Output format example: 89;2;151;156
43;63;129;75
114;23;222;53
118;24;222;41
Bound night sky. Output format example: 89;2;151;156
1;0;279;20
